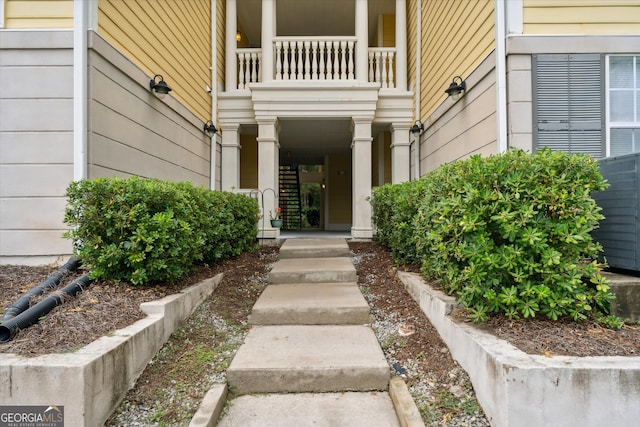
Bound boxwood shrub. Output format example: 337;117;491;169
64;177;259;285
372;149;616;324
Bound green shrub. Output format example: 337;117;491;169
64;177;259;285
372;149;616;324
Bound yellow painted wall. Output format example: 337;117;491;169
216;0;226;94
3;0;72;28
382;14;395;48
240;134;258;189
421;0;495;118
328;155;352;225
407;0;417;108
524;0;640;34
98;0;211;120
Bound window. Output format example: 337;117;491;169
607;55;640;157
533;54;605;158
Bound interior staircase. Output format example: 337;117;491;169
279;165;303;230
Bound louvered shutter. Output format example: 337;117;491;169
533;54;605;158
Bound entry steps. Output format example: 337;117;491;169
219;238;404;426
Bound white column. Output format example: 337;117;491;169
258;119;280;237
73;0;89;180
220;124;240;190
391;123;411;183
225;0;237;91
261;0;276;83
395;0;407;90
355;0;368;81
351;118;373;238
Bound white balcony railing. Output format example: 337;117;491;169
275;36;356;81
235;39;396;89
237;48;262;89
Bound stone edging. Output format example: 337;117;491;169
397;271;640;427
0;273;224;427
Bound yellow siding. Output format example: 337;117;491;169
524;0;640;34
421;0;495;118
4;0;72;28
216;0;225;95
407;0;417;108
98;0;211;120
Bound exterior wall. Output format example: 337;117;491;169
0;30;74;264
407;0;418;103
506;54;533;152
420;53;498;173
421;0;495;118
2;0;72;28
523;0;640;35
240;134;258;189
88;33;211;185
216;0;226;93
97;0;211;120
326;154;352;230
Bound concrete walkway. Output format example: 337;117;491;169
214;238;419;426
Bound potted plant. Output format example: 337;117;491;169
270;207;283;228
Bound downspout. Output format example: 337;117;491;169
413;0;422;179
73;0;89;180
210;0;218;190
495;0;508;153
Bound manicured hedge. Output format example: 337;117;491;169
64;177;259;285
372;149;617;324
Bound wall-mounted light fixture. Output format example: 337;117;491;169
149;74;172;99
236;31;242;42
410;120;424;135
203;120;217;137
445;76;466;100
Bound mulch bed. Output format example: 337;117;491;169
1;242;639;358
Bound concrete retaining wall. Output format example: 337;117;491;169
0;274;223;427
397;271;640;427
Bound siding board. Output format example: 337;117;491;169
4;0;72;28
98;0;211;120
524;0;640;34
421;0;494;118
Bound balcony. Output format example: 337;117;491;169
236;38;397;89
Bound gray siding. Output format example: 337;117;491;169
420;53;498;174
0;31;74;263
88;34;211;185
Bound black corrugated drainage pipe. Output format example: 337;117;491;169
0;274;93;343
1;257;81;321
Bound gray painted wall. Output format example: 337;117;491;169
420;53;498;174
0;31;214;265
0;31;75;264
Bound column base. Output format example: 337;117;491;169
350;227;373;239
257;228;280;239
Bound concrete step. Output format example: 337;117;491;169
268;257;357;284
226;325;389;395
248;283;371;325
217;392;400;427
279;238;351;259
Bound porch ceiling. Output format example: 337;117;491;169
277;118;389;166
237;0;395;48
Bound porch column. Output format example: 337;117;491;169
355;0;369;81
391;123;411;183
257;119;280;237
261;0;276;83
351;118;373;238
220;123;240;190
395;0;407;91
225;0;237;90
